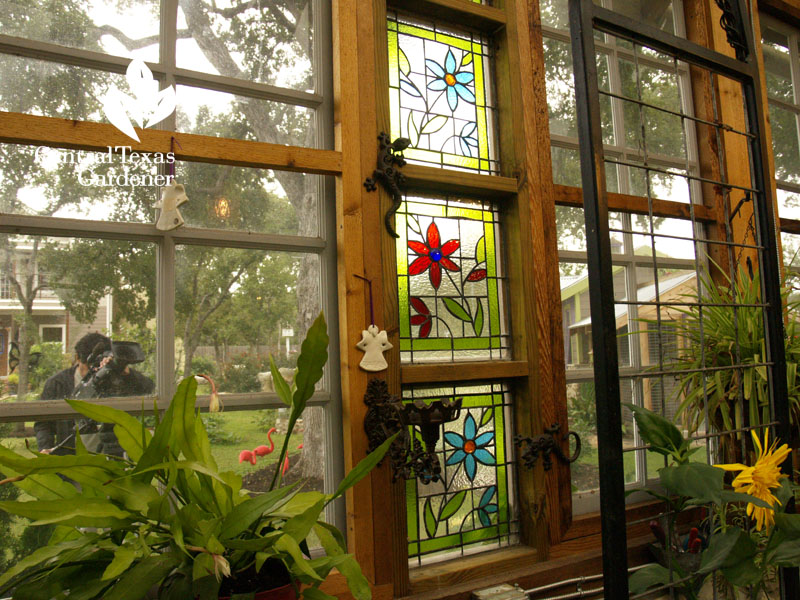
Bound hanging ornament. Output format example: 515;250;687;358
154;136;189;231
354;274;392;372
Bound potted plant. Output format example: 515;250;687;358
0;313;395;600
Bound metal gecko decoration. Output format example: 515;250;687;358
363;132;411;238
515;423;581;472
363;378;461;484
713;0;749;61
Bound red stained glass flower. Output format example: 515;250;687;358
408;222;460;289
410;297;432;338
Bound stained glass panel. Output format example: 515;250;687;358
405;383;517;564
396;195;509;363
387;12;498;174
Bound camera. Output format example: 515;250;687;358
73;340;146;400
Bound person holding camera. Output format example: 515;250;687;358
34;332;154;457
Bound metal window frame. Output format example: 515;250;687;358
0;0;344;519
569;0;797;597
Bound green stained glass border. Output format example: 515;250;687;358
404;382;517;564
397;194;509;363
387;11;499;175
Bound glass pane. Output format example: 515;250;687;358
556;206;623;252
0;0;159;61
1;234;157;400
631;216;698;260
0;55;129;123
174;162;320;237
627;164;692;204
404;382;517;565
176;0;313;92
0;144;161;222
174;246;320;386
204;407;325;494
762;26;794;103
783;232;800;269
175;85;317;147
396;196;510;363
777;188;800;220
608;0;676;35
388;12;498;174
769;104;800;185
545;38;577;138
539;0;570;29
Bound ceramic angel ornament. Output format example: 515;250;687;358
357;324;393;372
155;180;188;230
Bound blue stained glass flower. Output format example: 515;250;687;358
444;413;495;481
426;49;476;111
477;486;499;527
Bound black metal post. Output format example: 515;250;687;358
568;1;629;597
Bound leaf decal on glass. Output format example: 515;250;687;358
473;300;484;336
424;498;437;538
443;298;471;322
439;491;467;521
408;112;420;147
101;89;140;143
145;86;177;129
475;236;486;265
420;115;448;136
399;48;411;76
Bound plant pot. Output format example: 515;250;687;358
219;583;296;600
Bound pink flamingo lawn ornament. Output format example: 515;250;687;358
238;429;302;475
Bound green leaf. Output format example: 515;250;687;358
293;312;329;411
626;403;684;458
628;563;671;595
473;300;484;336
398;48;411;76
101;547;138;581
475;237;486;265
134;397;176;477
220;482;299;539
659;463;724;502
0;498;131;527
699;528;742;573
774;512;800;538
314;522;347;554
439;491;466;521
331;432;398;500
424;499;437;538
0;538;88;590
443;298;471;322
67;399;151;461
419;115;448;135
270;355;292;406
303;588;337;600
275;534;323;581
192;552;215;583
769;538;800;566
104;553;181;600
172;377;203;463
282;496;327;544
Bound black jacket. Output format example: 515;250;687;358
34;365;154;456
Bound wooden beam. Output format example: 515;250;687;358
386;0;506;31
401;360;529;384
781;217;800;235
760;0;800;27
0;112;342;175
402;163;518;199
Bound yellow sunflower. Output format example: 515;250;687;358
716;430;791;531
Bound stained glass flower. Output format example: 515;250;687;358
408;221;460;289
445;413;495;481
426;49;476;111
477;486;498;527
716;430;791;531
410;297;432;338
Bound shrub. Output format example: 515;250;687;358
218;353;270;394
191;354;217;378
201;413;242;445
29;342;70;393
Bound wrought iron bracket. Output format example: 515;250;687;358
713;0;749;61
514;423;581;472
363;132;411;239
363;378;461;484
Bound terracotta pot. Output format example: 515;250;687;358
219;583;296;600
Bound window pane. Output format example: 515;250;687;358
545;38;577;138
783;232;800;269
769;104;800;185
387;12;498;174
608;0;676;35
397;196;509;363
0;55;128;122
174;246;320;386
176;0;313;92
0;145;160;222
0;0;159;61
174;162;321;237
404;382;517;565
204;406;325;495
631;216;698;260
175;85;317;148
1;234;157;398
762;26;794;104
778;188;800;220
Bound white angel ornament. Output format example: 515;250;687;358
155;180;189;231
356;324;393;372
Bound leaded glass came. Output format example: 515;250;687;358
405;383;517;564
387;12;498;174
396;195;509;363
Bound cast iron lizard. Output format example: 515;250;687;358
363;132;412;238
